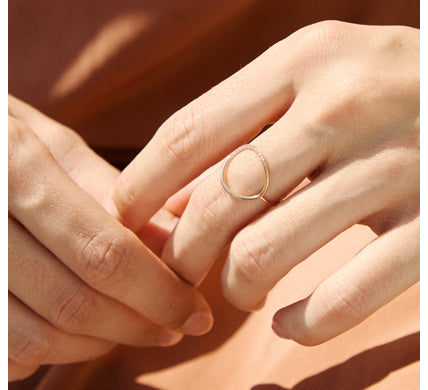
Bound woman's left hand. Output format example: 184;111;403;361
113;21;419;345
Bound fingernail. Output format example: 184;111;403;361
272;316;290;339
157;329;183;347
180;310;214;335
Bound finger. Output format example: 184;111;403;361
272;216;419;345
8;117;213;335
9;95;217;223
8;95;119;210
139;163;222;255
160;101;332;285
135;168;218;256
8;359;40;382
8;294;114;367
163;162;220;217
221;156;407;311
8;95;180;259
8;217;183;347
112;36;302;231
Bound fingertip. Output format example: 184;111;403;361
177;285;215;336
248;296;267;311
272;304;307;342
179;309;214;336
86;340;117;361
225;293;267;312
156;329;184;347
271;301;325;346
8;360;40;382
271;313;290;340
221;261;267;312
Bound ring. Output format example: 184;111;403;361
220;144;277;207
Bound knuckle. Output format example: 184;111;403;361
8;119;53;210
80;232;130;287
8;117;34;165
162;104;205;165
293;20;345;59
9;326;53;366
322;79;368;122
311;20;345;37
299;114;334;146
52;286;96;332
320;276;369;325
230;228;275;284
308;75;369;129
376;147;419;190
8;116;28;145
303;77;371;148
306;20;345;46
8;116;47;160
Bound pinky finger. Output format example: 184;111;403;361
272;216;419;346
8;358;39;382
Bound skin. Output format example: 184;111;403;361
113;21;420;346
8;96;213;381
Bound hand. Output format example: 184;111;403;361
8;96;213;381
112;21;419;345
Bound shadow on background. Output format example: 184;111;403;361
252;332;419;390
9;0;420;165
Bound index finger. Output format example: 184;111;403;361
8;116;212;335
112;38;300;232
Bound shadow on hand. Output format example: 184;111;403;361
252;332;419;390
56;253;250;390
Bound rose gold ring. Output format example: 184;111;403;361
220;144;277;207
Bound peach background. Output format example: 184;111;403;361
9;1;419;389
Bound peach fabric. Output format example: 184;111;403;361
9;1;419;389
30;225;419;390
9;0;420;162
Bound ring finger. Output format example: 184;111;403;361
221;158;395;310
161;101;333;286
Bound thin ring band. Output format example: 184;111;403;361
220;144;277;207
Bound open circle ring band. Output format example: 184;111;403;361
220;144;277;207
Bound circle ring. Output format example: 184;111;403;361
220;144;274;206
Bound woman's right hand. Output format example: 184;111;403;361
8;96;213;381
111;21;419;346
